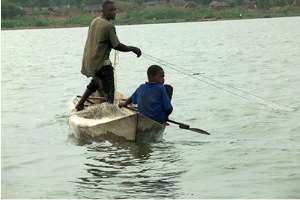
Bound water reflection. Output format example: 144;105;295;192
74;140;186;198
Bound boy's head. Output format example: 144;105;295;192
147;65;164;84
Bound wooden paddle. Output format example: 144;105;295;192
76;95;127;101
123;106;210;135
167;119;210;135
76;95;127;106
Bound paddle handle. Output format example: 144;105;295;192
76;95;127;101
167;119;190;129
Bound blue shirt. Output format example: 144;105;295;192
131;82;173;123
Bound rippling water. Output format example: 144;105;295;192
2;17;300;198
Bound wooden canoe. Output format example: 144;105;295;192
69;94;165;143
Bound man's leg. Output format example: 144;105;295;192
75;79;98;111
97;65;115;103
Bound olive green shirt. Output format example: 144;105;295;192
81;17;120;77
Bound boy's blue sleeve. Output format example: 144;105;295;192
161;87;173;112
130;86;141;104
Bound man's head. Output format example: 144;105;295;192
147;65;165;84
102;0;116;20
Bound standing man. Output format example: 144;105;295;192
76;0;141;111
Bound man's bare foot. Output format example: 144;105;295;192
75;104;84;111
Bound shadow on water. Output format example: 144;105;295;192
72;140;186;199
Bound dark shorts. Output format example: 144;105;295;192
86;65;115;99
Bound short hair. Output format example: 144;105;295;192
147;65;163;79
102;0;114;10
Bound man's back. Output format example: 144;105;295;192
81;17;120;77
131;82;173;123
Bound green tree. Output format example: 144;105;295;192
256;0;273;7
70;0;83;7
273;0;291;6
84;0;103;5
1;1;25;19
194;0;213;5
34;0;50;7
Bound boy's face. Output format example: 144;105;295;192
152;70;165;84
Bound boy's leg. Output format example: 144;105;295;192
164;84;173;100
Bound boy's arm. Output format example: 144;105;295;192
118;87;139;108
165;107;173;121
118;97;132;108
161;86;173;120
165;107;173;116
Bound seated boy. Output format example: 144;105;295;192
119;65;173;124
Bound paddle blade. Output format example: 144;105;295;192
188;128;210;135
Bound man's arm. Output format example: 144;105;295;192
114;43;142;57
107;25;141;57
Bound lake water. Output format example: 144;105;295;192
2;17;300;198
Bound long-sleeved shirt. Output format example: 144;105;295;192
131;82;173;123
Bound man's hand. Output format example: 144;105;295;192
131;47;142;57
115;44;142;57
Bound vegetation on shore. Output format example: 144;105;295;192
2;0;300;29
118;5;300;24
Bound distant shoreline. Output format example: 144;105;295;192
1;18;220;31
1;16;298;31
1;24;87;31
2;18;231;31
2;6;300;31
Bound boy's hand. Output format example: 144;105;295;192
118;101;127;108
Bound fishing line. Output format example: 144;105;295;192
143;54;259;103
142;52;295;112
113;50;119;103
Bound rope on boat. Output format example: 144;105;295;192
113;50;120;103
142;52;296;112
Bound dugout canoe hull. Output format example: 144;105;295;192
69;101;165;143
